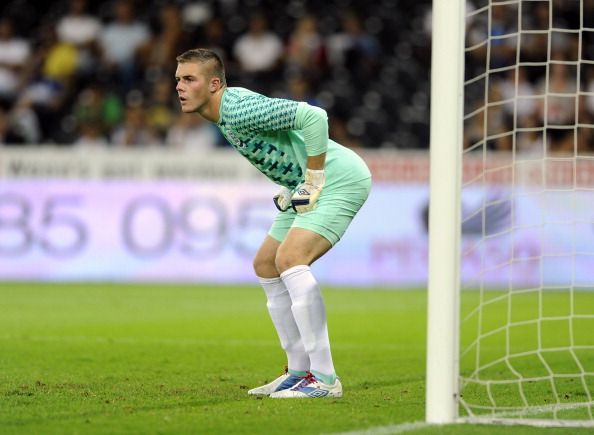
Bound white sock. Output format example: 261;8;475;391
280;265;336;379
258;276;310;373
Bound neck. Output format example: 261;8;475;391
198;86;225;123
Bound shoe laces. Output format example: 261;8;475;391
294;371;317;389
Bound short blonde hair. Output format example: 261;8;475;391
176;48;226;86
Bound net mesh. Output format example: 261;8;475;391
459;0;594;425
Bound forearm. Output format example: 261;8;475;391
306;153;326;170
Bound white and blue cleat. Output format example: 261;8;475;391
248;368;305;396
269;372;343;398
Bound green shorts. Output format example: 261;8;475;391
268;177;372;246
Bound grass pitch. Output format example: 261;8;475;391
1;283;593;434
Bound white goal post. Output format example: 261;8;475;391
426;0;465;424
427;0;594;427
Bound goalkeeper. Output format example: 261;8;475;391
175;48;371;398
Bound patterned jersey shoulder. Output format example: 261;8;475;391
220;87;300;134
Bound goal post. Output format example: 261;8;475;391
426;0;466;424
427;0;594;428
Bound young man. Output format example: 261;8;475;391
175;48;371;398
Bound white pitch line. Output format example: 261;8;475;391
0;334;420;351
324;421;433;435
0;334;278;347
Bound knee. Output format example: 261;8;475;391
274;249;301;275
253;252;278;278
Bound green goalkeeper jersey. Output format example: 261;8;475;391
216;87;371;189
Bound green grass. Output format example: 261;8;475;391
0;283;593;434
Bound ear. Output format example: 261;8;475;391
209;77;221;93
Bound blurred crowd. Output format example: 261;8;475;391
0;0;431;150
0;0;593;153
463;0;594;155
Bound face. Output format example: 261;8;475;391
175;61;219;114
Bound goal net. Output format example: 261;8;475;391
457;0;594;426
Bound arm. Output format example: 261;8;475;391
291;103;329;213
227;94;328;212
294;102;328;163
306;153;326;170
224;91;328;159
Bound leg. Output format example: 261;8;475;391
253;235;282;279
266;176;371;397
274;227;332;274
252;236;309;374
275;228;337;384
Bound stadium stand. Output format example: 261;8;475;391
0;0;592;153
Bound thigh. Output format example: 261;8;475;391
276;227;332;273
268;177;372;246
268;209;296;245
292;177;372;246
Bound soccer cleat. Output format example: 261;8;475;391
248;368;305;396
269;372;343;398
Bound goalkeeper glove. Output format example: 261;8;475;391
291;169;325;213
273;186;293;212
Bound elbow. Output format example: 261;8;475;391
309;105;328;121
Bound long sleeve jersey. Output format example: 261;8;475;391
216;87;371;189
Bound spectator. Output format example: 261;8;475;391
486;82;513;151
500;67;538;126
328;115;364;150
577;119;594;154
281;74;320;107
516;113;544;154
72;84;123;141
199;17;233;60
145;77;177;140
181;2;213;29
111;104;159;147
74;121;109;147
55;0;102;78
98;0;151;94
488;4;518;69
583;67;594;115
9;97;42;143
232;12;283;90
0;106;25;145
519;2;549;63
326;12;381;81
138;3;190;83
42;33;78;87
536;61;577;152
464;109;485;152
0;17;31;107
19;24;77;142
285;15;326;79
165;112;220;150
